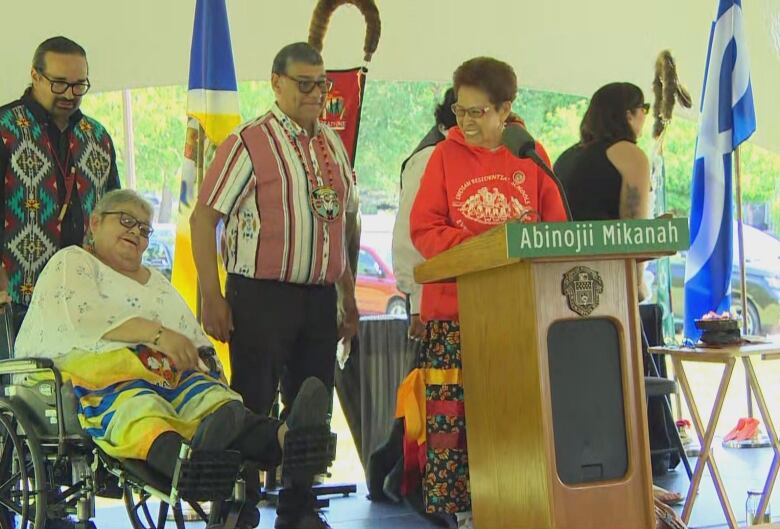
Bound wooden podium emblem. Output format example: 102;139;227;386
562;266;604;316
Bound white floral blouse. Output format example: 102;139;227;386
14;246;211;359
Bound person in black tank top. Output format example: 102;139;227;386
554;82;650;223
554;140;623;220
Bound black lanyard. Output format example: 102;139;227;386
43;130;76;223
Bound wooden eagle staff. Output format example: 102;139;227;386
652;51;759;433
308;0;380;288
648;50;694;426
651;51;692;142
650;50;692;345
659;53;754;425
309;0;382;396
308;0;381;64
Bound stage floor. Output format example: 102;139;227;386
89;440;778;529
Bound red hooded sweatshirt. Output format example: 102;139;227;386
410;126;568;322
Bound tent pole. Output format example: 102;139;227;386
121;89;137;190
735;146;752;418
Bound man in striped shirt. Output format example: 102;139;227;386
190;42;358;529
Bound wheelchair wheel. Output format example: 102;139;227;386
0;400;47;529
123;482;191;529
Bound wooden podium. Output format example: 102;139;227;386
414;219;688;529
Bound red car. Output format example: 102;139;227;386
355;244;406;316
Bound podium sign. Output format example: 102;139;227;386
506;218;688;259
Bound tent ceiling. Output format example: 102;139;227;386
4;0;780;152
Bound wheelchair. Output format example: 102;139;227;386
0;309;337;529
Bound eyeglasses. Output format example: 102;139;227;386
451;104;492;119
639;102;650;115
104;211;154;238
282;75;334;94
36;70;91;96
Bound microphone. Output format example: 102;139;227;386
502;124;572;221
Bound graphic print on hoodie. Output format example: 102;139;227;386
410;126;567;321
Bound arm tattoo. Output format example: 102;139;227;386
625;184;641;218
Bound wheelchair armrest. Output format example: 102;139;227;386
0;356;69;457
0;357;55;375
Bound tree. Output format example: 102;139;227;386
81;81;780;231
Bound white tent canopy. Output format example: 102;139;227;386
4;0;780;152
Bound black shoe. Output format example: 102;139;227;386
284;378;329;431
192;400;246;450
274;510;331;529
236;505;261;529
211;502;260;529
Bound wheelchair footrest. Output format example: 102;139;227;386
281;425;336;481
172;448;242;502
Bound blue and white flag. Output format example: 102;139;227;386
684;0;756;340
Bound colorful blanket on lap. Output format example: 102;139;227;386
44;346;241;460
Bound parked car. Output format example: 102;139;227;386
645;224;780;335
356;244;406;316
141;223;176;280
142;225;408;317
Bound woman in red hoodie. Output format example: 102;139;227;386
407;57;567;527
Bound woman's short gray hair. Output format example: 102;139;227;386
92;189;154;219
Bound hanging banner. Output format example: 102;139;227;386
308;0;379;167
320;67;366;167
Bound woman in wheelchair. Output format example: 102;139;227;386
8;189;333;529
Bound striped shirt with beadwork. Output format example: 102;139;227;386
198;104;357;285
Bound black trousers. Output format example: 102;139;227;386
226;275;338;418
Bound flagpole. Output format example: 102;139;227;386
734;146;753;418
121;89;137;190
195;126;206;323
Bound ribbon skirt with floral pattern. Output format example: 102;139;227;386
419;320;470;514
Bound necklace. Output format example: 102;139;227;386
43;130;76;222
281;123;341;223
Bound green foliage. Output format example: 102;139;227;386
533;98;588;162
647;117;696;215
79;91;126;181
81;80;780;230
353;81;448;211
81;87;187;198
236;81;275;121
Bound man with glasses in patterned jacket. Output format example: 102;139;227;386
0;36;120;338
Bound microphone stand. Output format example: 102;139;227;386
502;124;572;221
522;149;573;222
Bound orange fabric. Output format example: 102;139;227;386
409;126;568;321
396;366;464;497
395;367;462;446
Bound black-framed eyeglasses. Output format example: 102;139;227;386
36;69;91;96
639;102;650;115
451;104;492;119
282;75;333;94
104;211;154;238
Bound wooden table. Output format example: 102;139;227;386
649;342;780;529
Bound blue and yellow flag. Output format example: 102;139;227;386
185;0;241;145
173;0;240;375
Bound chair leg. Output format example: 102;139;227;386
662;394;693;480
173;503;186;529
